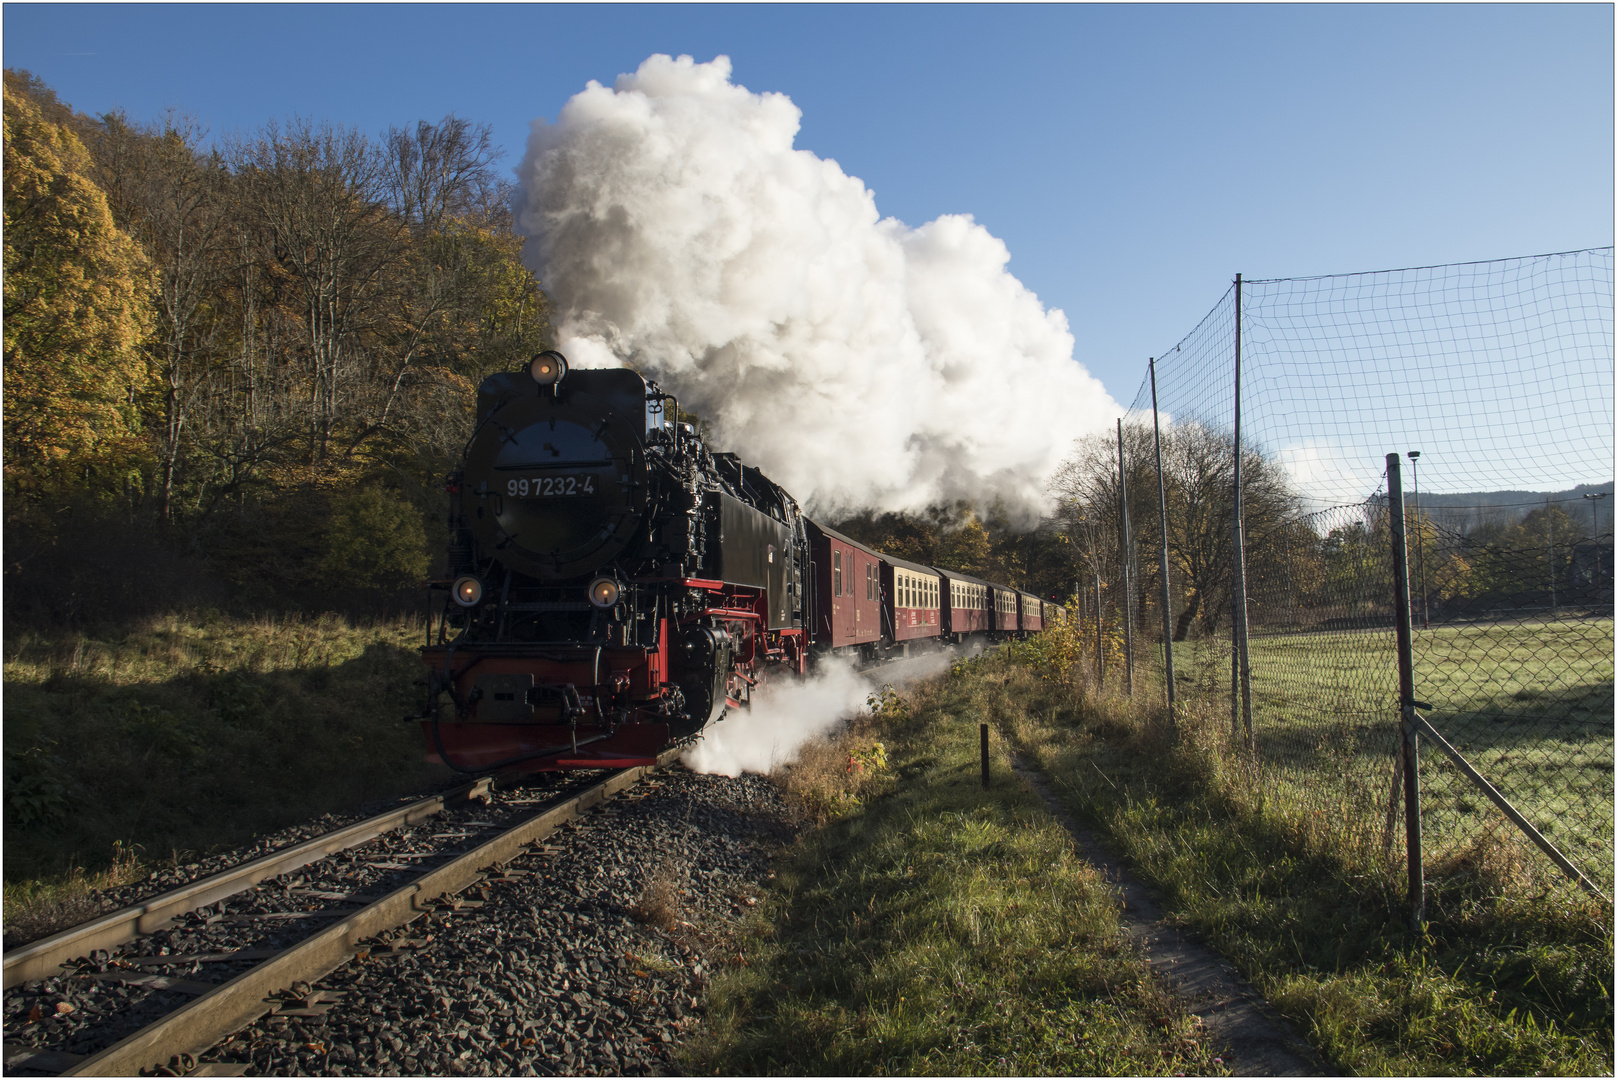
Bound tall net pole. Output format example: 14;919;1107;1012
1231;273;1254;749
1094;571;1104;686
1387;453;1425;930
1117;418;1135;696
1150;358;1177;721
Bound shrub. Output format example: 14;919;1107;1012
321;486;430;589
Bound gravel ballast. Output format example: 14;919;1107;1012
4;765;791;1076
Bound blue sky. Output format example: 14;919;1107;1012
6;2;1612;408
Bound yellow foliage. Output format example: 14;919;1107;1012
3;83;154;496
988;603;1125;686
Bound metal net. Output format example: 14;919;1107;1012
1096;247;1614;893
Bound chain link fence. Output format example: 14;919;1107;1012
1408;514;1614;889
1072;248;1615;898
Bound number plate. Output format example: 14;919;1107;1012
506;475;597;497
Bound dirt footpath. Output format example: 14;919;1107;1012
1012;758;1333;1077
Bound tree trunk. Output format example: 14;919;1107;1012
1173;590;1199;641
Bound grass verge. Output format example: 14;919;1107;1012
679;680;1226;1076
985;636;1613;1076
4;610;450;944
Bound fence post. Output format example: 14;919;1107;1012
1117;419;1135;696
1150;358;1176;723
1094;572;1104;685
1387;452;1425;933
1545;498;1559;616
1231;273;1255;749
980;723;990;789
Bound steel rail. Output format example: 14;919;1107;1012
61;750;680;1077
4;777;493;991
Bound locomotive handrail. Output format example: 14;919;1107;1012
493;457;615;470
424;642;619;655
689;608;763;622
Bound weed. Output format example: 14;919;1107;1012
775;698;897;824
633;860;685;933
3;840;145;945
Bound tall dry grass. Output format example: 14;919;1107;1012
4;610;451;945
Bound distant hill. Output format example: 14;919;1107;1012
1413;481;1614;531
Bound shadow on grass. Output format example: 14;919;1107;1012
3;638;450;885
1246;678;1612;769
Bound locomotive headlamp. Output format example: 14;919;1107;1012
587;576;622;609
529;350;568;387
452;575;484;607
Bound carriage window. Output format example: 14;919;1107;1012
833;550;842;596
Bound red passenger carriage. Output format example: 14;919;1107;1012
881;555;943;654
941;569;992;643
989;584;1019;638
1018;591;1044;634
804;520;883;660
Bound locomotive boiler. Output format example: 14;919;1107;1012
420;352;810;772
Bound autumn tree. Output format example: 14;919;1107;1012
93;110;237;518
3;79;152;499
230;119;402;464
4;71;557;621
1051;421;1303;640
367;117;549;470
1462;503;1583;604
1049;422;1160;631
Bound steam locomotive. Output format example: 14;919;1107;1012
419;351;1061;773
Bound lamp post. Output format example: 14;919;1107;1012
1408;451;1428;628
1583;491;1607;535
1585;493;1609;592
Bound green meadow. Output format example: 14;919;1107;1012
1166;616;1614;888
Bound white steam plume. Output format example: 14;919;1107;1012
680;649;958;777
680;656;871;777
516;54;1119;518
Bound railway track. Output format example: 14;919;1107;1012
3;753;683;1076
